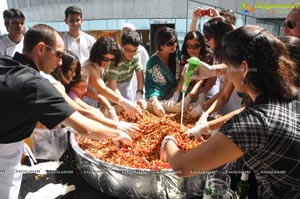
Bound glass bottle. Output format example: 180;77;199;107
236;172;250;199
203;186;212;199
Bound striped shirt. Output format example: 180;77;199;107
220;94;300;199
105;51;143;83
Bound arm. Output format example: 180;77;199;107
204;77;235;115
163;132;243;177
136;70;144;93
106;79;122;96
62;112;132;147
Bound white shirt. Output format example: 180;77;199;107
62;31;96;64
0;35;24;57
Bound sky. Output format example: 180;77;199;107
0;0;8;34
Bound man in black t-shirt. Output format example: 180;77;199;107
0;24;132;199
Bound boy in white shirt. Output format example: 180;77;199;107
61;6;96;64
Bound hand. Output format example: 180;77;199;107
185;112;209;140
191;61;217;80
160;135;177;161
189;104;203;118
112;131;133;147
150;97;165;117
24;183;76;199
183;95;192;110
108;107;119;121
197;92;206;104
166;91;180;107
135;93;143;102
118;97;142;119
136;99;148;110
117;121;140;135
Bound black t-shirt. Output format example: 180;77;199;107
0;53;75;143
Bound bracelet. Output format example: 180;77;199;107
136;89;144;95
161;136;177;151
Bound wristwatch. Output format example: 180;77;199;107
136;89;144;95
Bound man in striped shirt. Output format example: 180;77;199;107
106;30;144;102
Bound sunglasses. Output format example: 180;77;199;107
165;39;178;47
102;56;115;62
45;44;65;58
284;20;298;30
186;44;201;50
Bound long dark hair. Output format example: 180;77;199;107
52;50;81;92
89;37;120;65
154;27;178;76
222;25;299;99
203;17;233;62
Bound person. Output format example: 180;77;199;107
0;24;132;199
160;25;300;199
82;36;142;119
145;26;184;117
61;6;96;64
283;3;300;38
106;29;144;102
45;50;138;137
180;30;215;108
121;23;149;100
0;8;25;56
189;7;236;32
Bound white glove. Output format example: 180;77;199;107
166;91;180;107
183;95;192;110
25;183;76;199
185;112;209;140
160;135;177;162
111;131;133;147
118;97;142;119
135;93;143;101
108;107;119;121
150;97;165;117
117;121;139;135
189;104;203;118
197;92;206;104
192;61;217;80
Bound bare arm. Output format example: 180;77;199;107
164;132;243;177
136;70;144;92
107;79;122;96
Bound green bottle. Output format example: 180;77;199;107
203;186;212;199
182;57;201;93
236;172;250;199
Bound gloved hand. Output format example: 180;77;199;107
196;92;206;104
117;121;140;135
108;107;119;121
185;112;209;140
135;93;143;102
165;91;180;107
160;135;177;162
25;183;76;199
183;95;192;110
118;97;142;119
111;131;133;147
189;104;203;118
150;97;165;117
191;61;217;80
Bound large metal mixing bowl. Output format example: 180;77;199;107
70;133;207;199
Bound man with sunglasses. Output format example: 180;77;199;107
0;8;25;56
284;4;300;38
61;6;96;64
0;24;132;199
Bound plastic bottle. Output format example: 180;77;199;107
203;186;212;199
182;57;201;93
236;172;250;199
